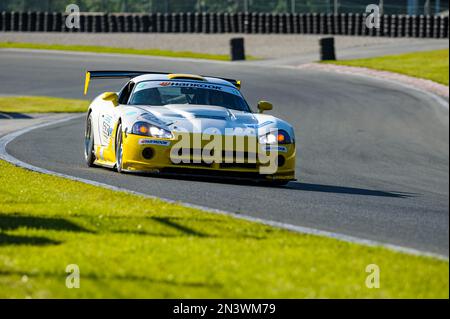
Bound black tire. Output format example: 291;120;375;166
270;180;290;187
84;114;95;167
260;180;290;187
115;123;124;173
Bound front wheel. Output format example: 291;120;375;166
259;179;290;187
115;123;124;173
270;180;290;187
84;114;95;167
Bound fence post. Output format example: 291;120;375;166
441;15;448;38
419;14;426;38
398;14;405;37
87;14;94;32
335;13;342;35
425;15;432;38
265;13;272;33
272;13;279;33
303;13;310;34
202;12;209;33
186;12;193;33
218;12;225;33
432;15;440;38
411;15;419;37
19;12;28;31
37;12;45;32
11;11;19;31
173;12;180;33
319;13;326;34
109;13;117;32
291;13;299;34
312;13;319;34
223;12;230;33
244;12;251;33
135;14;142;32
362;13;369;35
3;11;11;31
341;13;348;35
326;13;334;35
237;12;244;33
193;12;200;33
252;12;259;33
347;13;355;35
210;12;218;33
18;11;27;31
53;12;65;32
94;13;102;32
356;13;362;36
258;12;265;33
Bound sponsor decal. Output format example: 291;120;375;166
139;139;170;146
159;81;223;91
264;145;287;153
133;81;240;96
102;114;113;140
245;121;274;129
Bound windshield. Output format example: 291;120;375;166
129;80;250;112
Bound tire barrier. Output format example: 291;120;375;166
0;12;448;38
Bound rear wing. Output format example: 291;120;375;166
84;70;241;95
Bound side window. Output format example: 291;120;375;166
118;81;135;105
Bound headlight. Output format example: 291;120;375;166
131;122;173;139
259;130;292;144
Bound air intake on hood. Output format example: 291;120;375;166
168;74;205;81
194;115;227;120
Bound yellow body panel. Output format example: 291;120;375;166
105;133;297;180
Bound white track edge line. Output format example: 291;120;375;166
0;115;448;262
289;63;449;110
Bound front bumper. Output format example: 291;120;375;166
121;133;296;181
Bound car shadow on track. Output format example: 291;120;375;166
0;112;32;119
284;182;415;198
128;170;415;199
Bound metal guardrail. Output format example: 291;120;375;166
0;12;448;38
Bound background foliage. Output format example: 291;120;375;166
1;0;447;15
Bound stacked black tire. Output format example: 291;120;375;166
0;12;448;38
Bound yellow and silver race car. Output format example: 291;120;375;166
84;71;296;185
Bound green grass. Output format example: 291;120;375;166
0;96;89;113
323;49;449;86
0;42;254;61
0;160;448;298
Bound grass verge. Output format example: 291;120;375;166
0;160;448;298
0;42;256;61
0;96;89;113
322;49;449;85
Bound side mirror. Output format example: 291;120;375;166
257;101;273;113
101;92;119;106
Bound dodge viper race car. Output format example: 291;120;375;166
83;71;296;185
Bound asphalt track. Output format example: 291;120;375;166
0;49;448;256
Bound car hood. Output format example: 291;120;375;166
123;104;294;137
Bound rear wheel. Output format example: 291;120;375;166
84;114;95;167
115;123;124;173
